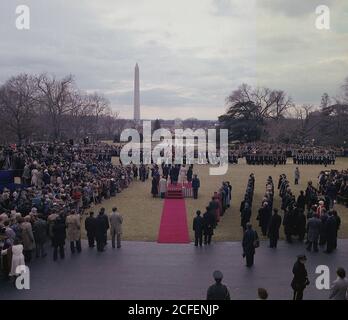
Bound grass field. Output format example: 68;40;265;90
82;158;348;242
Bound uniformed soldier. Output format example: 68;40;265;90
206;271;231;300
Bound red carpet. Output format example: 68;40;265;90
157;198;190;243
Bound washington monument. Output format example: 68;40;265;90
133;63;140;122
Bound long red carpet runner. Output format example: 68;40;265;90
157;198;190;243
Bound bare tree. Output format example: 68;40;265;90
86;93;110;138
36;74;75;140
67;91;92;139
292;104;326;144
269;90;293;120
100;109;121;139
341;77;348;104
226;84;292;121
294;104;314;122
0;74;37;143
320;92;331;109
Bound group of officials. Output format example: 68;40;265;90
50;207;123;260
277;173;341;254
84;207;123;252
38;206;123;261
193;182;232;247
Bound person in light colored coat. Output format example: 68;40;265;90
21;215;35;263
1;238;25;277
294;167;300;185
329;268;348;300
178;165;187;183
109;207;123;249
159;176;167;199
66;211;81;253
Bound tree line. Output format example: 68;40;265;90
0;73;127;144
218;78;348;146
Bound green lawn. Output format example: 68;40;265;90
82;158;348;242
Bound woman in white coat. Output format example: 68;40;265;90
178;165;187;184
1;238;25;277
31;168;39;187
159;176;167;199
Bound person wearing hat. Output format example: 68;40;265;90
291;255;310;300
206;270;231;300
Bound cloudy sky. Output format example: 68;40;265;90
0;0;347;119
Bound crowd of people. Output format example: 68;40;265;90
0;142;136;277
0;141;347;300
262;173;342;254
233;167;346;275
0;143;132;217
318;169;348;207
0;205;124;279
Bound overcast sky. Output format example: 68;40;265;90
0;0;347;119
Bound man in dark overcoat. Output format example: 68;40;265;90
193;210;204;247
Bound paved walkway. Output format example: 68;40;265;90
1;240;347;300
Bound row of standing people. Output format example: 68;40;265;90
241;176;275;268
150;164;201;199
239;174;258;268
0;207;124;281
239;174;255;231
193;182;232;246
245;153;287;166
293;153;335;165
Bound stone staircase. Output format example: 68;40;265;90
166;184;184;199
